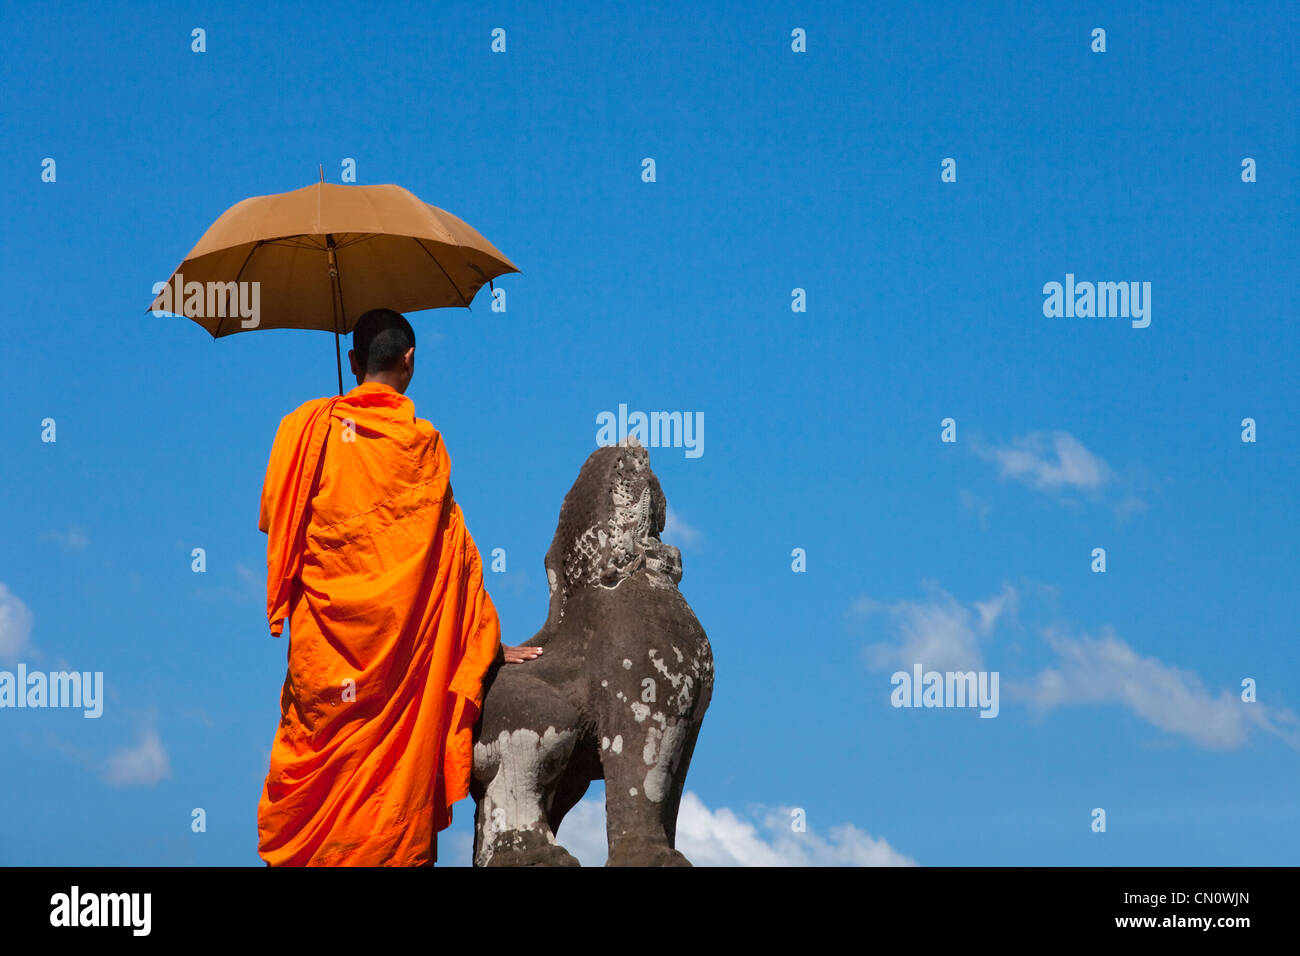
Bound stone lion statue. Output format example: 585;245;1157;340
470;441;714;866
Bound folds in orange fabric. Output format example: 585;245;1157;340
256;383;500;866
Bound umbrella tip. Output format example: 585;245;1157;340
319;164;325;183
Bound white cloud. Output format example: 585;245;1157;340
959;489;991;529
977;431;1111;492
974;585;1018;635
857;583;1017;673
554;796;612;864
677;793;915;866
103;729;172;787
556;791;914;867
855;583;1291;751
662;506;701;548
41;526;90;551
0;583;34;663
1018;628;1300;750
1115;494;1149;522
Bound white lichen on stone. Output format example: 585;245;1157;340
643;725;662;766
643;721;689;803
648;649;683;688
472;726;577;865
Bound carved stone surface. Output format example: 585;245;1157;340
470;441;714;866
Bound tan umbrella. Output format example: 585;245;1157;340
149;175;519;392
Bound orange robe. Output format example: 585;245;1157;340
256;381;500;866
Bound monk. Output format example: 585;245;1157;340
256;307;540;866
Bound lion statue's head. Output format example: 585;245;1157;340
543;440;682;623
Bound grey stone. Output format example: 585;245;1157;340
470;441;714;866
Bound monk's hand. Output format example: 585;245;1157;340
502;644;543;664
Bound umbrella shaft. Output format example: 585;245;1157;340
327;236;344;395
335;333;343;395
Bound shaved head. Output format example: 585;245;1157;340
348;308;417;393
352;308;415;374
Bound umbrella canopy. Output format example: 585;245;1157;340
149;180;519;391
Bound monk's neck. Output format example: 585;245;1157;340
358;377;404;394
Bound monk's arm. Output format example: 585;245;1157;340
258;413;295;534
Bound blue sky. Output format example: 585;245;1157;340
0;0;1296;866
